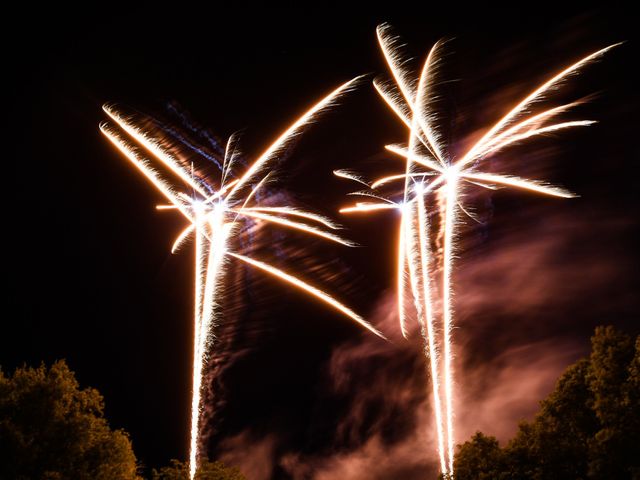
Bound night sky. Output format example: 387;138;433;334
5;5;639;479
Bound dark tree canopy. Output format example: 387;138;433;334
0;360;141;480
151;459;246;480
453;432;505;480
454;326;640;480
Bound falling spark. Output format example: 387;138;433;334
337;24;618;477
101;81;385;479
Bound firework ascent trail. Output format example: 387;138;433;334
337;24;619;477
100;78;386;479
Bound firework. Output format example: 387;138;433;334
101;79;385;479
337;24;618;477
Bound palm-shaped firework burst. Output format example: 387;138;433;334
337;24;619;477
100;79;385;479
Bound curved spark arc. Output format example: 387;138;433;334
228;252;384;339
101;79;383;479
171;224;196;254
415;40;448;168
473;120;597;160
385;144;444;172
333;169;371;188
376;24;416;109
456;43;622;171
337;27;617;478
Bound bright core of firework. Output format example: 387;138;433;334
101;78;385;479
337;24;619;477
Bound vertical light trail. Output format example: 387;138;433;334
190;206;229;480
416;41;450;474
376;24;416;108
442;173;458;474
410;42;449;471
397;138;416;337
397;212;408;338
417;190;447;475
403;203;421;320
189;208;206;480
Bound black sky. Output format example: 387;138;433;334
4;4;639;478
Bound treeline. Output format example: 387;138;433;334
451;326;639;480
0;360;244;480
2;325;638;479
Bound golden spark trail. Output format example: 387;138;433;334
238;207;341;229
228;252;385;338
460;172;576;198
333;169;371;188
101;78;384;478
226;77;363;203
336;25;618;478
376;25;416;109
385;144;444;172
373;80;415;130
339;203;399;213
473;121;597;160
100;124;194;222
474;101;587;157
233;210;354;246
372;172;438;189
103;106;209;198
415;40;447;168
456;43;621;171
348;191;397;204
237;173;272;213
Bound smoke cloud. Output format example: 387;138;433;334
212;204;633;479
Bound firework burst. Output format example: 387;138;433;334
101;78;385;479
337;24;619;477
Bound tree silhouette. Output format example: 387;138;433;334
0;360;141;480
454;326;639;480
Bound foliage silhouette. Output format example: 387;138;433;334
0;360;141;480
453;326;639;480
